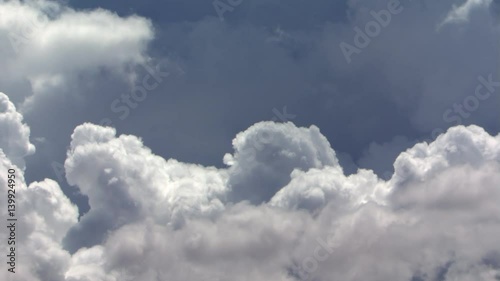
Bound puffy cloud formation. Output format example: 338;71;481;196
3;95;500;280
0;0;154;131
391;125;500;186
0;0;153;80
224;122;339;204
0;0;156;214
0;92;35;169
57;122;500;281
270;167;385;213
63;123;228;252
0;94;77;281
1;0;500;280
1;0;499;192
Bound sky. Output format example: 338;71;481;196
1;0;500;280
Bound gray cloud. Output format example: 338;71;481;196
2;89;500;280
0;92;35;169
1;0;500;280
225;121;338;204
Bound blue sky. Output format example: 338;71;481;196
1;0;500;280
19;0;499;187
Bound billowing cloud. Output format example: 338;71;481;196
0;0;153;113
0;92;35;169
55;122;500;281
3;0;499;191
0;0;153;80
270;167;385;213
0;93;77;281
63;123;228;252
1;94;500;280
224;121;339;204
0;0;155;212
1;0;500;280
